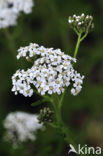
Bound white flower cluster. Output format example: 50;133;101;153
12;43;84;96
0;0;34;28
68;13;94;33
3;111;42;145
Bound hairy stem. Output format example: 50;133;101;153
51;94;80;154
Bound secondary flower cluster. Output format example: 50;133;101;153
0;0;34;28
3;112;42;146
12;43;84;96
68;13;94;34
38;107;54;123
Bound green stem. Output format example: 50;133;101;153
51;94;80;154
59;89;66;109
52;94;62;125
74;33;82;58
73;32;88;59
80;32;88;42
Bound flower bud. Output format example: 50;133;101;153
68;13;94;34
38;107;54;123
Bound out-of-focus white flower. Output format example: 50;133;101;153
12;43;84;96
0;9;17;29
3;0;34;14
0;0;34;28
3;111;42;146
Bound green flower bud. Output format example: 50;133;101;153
38;107;54;123
68;13;94;34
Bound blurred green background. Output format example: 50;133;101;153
0;0;103;155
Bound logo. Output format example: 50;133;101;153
68;144;102;155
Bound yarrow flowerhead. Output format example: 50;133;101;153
0;0;34;28
12;43;84;97
68;13;94;34
3;111;42;146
